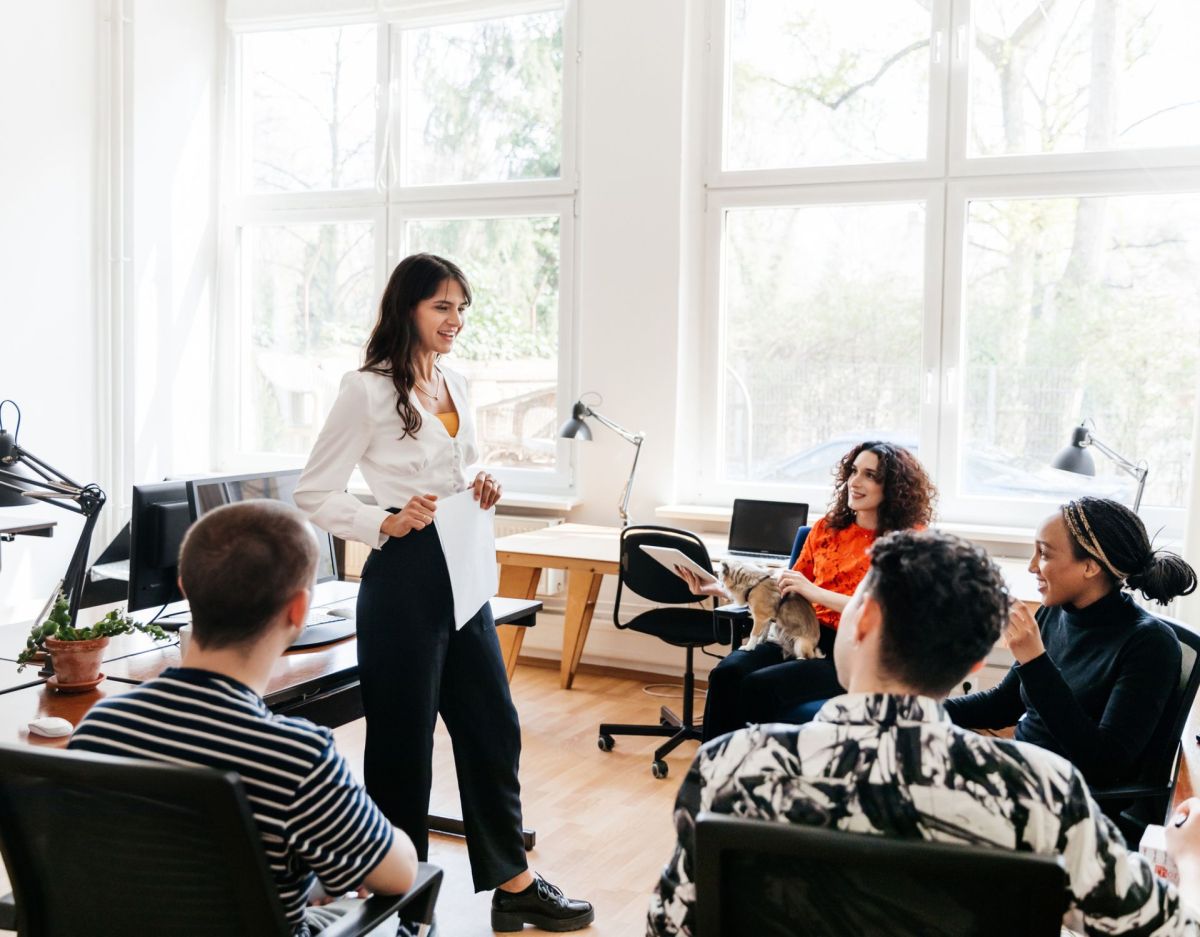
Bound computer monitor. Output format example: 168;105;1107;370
127;480;192;612
185;469;338;582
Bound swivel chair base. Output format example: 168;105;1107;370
597;646;702;779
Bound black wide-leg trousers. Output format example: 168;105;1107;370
701;625;841;741
355;524;526;892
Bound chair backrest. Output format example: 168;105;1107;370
1131;615;1200;789
616;525;714;613
0;744;292;937
786;524;812;569
694;813;1068;937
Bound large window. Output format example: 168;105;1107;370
702;0;1200;534
223;3;576;489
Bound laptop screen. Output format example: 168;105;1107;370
186;469;338;583
727;499;810;560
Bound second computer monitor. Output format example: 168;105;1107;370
127;480;191;612
185;469;338;582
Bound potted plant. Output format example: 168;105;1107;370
17;592;170;690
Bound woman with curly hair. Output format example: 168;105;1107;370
946;496;1196;788
686;440;937;741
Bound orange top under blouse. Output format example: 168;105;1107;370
434;411;459;438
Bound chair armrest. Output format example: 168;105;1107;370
1091;783;1172;803
0;891;14;931
316;863;443;937
714;603;751;618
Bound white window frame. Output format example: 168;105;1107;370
217;0;580;495
693;0;1200;536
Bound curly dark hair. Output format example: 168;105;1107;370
362;253;472;439
866;530;1010;696
826;441;937;534
1061;497;1197;605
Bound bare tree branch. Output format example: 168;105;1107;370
1120;100;1200;137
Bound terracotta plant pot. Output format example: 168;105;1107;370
43;636;109;686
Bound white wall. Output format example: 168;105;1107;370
514;0;712;675
128;0;220;499
0;0;221;624
0;2;102;623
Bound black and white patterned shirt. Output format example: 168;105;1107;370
648;693;1199;937
70;668;395;937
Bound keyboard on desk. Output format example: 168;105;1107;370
160;608;349;629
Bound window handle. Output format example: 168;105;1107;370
945;367;958;407
924;369;936;406
932;29;945;65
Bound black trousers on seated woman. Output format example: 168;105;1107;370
356;524;527;891
702;625;842;741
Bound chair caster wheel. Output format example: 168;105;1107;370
651;759;668;779
598;734;615;752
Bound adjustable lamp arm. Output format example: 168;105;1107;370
1079;429;1149;514
577;404;643;446
575;404;645;526
0;409;106;627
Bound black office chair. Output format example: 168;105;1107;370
598;525;729;779
1092;614;1200;841
0;744;441;937
693;813;1068;937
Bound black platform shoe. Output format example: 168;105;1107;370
490;874;594;932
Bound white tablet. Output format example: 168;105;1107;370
639;545;718;584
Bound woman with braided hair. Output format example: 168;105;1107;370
946;496;1197;787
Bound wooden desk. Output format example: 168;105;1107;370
496;524;1042;690
497;524;621;690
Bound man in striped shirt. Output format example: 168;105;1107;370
71;500;418;937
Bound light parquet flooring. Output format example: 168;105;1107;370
336;660;702;936
0;662;699;936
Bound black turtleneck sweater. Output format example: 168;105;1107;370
944;590;1180;787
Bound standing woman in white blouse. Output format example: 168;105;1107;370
295;253;593;933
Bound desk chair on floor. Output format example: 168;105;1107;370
0;744;442;937
1092;615;1200;841
598;525;728;779
694;813;1068;937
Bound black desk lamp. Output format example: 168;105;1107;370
0;400;106;627
559;399;644;526
1050;422;1148;513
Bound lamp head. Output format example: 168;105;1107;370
1050;423;1096;476
0;429;35;507
557;400;593;441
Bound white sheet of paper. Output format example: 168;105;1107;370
432;489;498;629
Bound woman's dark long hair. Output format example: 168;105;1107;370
361;253;472;438
1061;496;1197;605
826;441;937;535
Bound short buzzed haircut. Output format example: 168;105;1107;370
178;500;318;649
864;530;1011;696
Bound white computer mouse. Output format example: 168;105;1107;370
28;716;73;738
326;607;356;620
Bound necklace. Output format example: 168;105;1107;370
414;369;443;402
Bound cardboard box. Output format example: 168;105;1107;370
1140;823;1180;885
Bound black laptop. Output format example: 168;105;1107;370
725;499;810;563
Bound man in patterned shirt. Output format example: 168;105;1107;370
71;501;419;937
648;529;1200;936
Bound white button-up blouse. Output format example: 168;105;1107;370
295;367;479;549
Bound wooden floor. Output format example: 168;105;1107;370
342;660;698;935
0;661;699;936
